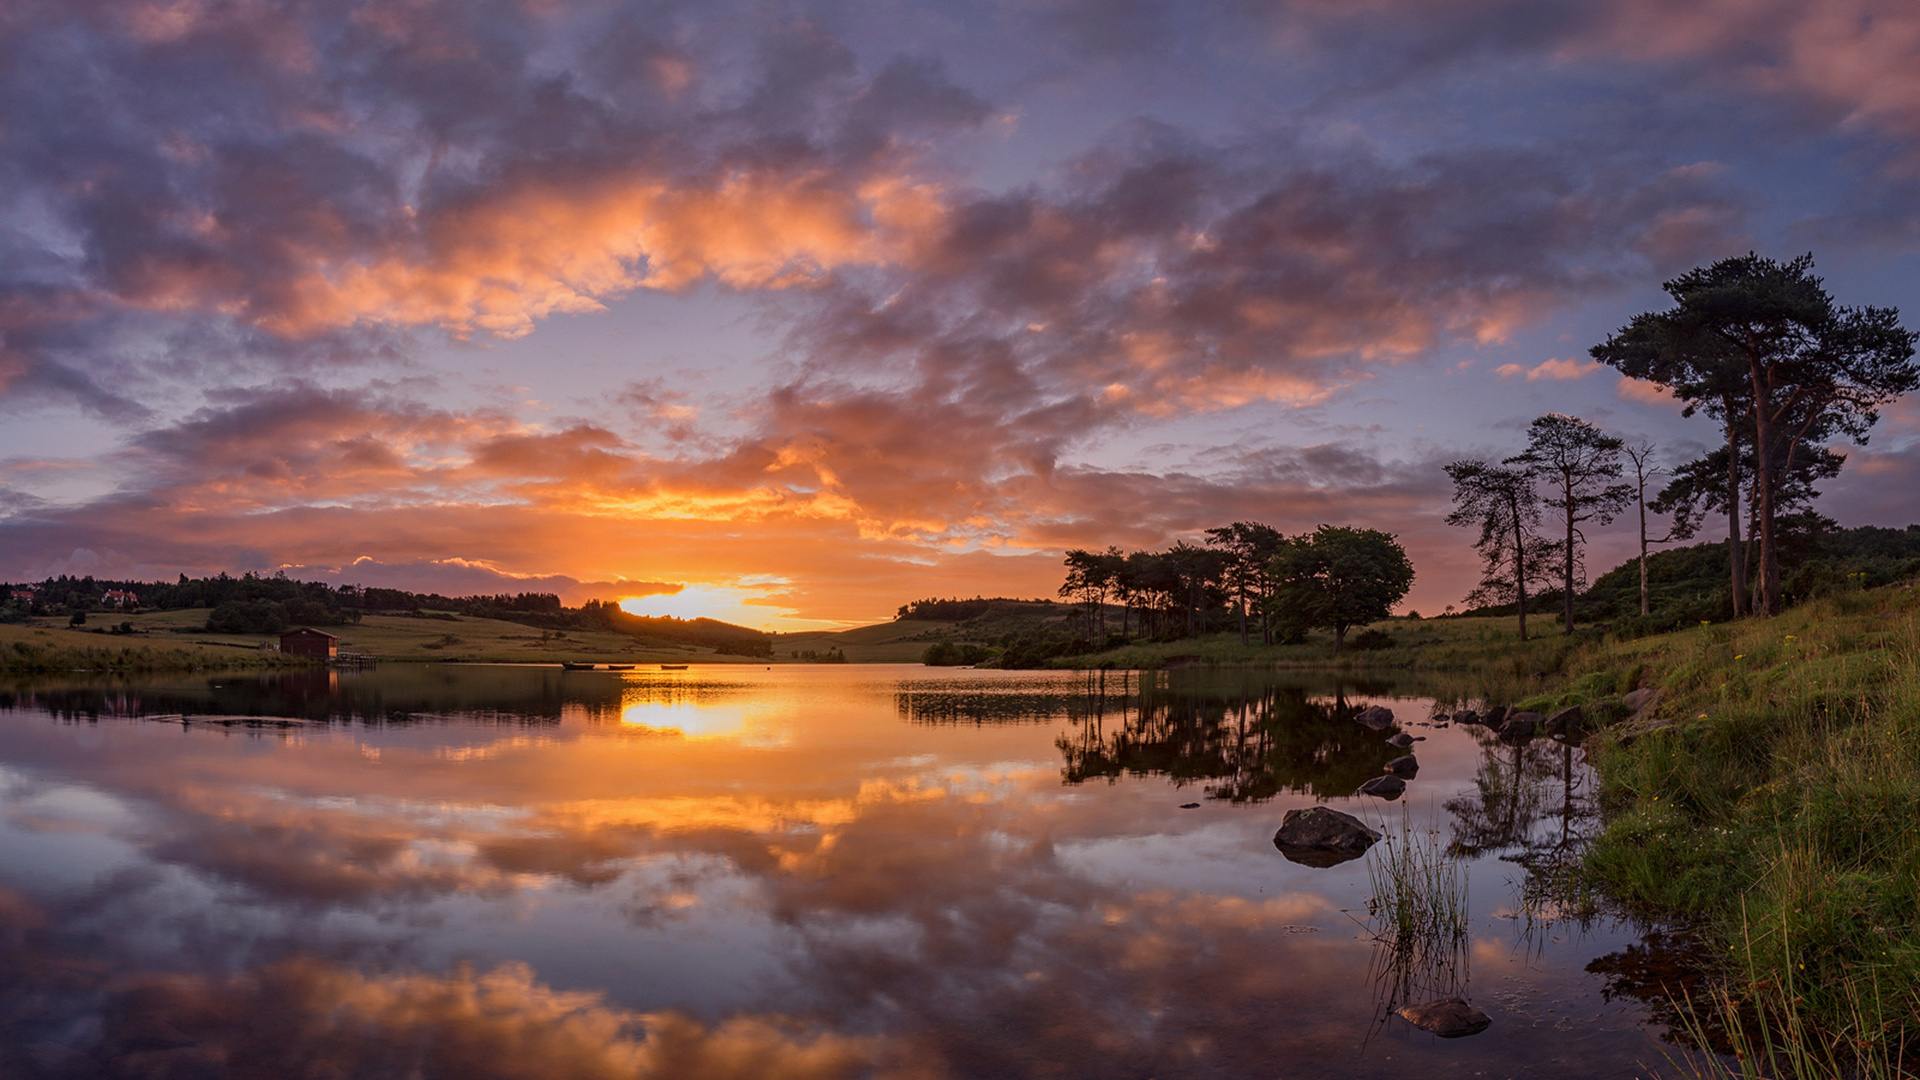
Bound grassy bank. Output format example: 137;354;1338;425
1051;616;1590;703
1528;585;1920;1067
0;623;311;674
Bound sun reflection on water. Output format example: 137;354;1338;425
617;690;786;744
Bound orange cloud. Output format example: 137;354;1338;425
260;167;923;339
1494;357;1602;381
1616;376;1680;406
94;959;890;1080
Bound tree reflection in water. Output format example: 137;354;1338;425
1049;671;1405;802
1443;725;1601;926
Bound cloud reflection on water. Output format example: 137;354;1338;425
0;666;1673;1078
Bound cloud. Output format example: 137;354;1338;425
1615;376;1681;406
1495;357;1604;381
0;0;990;418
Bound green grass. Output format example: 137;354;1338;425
1658;909;1916;1080
0;622;310;674
1546;584;1920;1063
2;610;778;666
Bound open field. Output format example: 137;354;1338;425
0;621;309;674
2;608;782;668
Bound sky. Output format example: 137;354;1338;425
3;0;1920;629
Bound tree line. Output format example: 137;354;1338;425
1448;253;1918;637
0;572;772;656
1058;522;1414;653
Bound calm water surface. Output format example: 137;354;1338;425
0;664;1687;1078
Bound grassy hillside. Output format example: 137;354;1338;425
774;600;1076;663
1515;584;1920;1067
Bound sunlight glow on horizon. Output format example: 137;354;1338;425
616;585;867;633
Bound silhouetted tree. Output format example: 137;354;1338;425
1622;442;1679;617
1593;253;1918;615
1445;460;1550;640
1266;526;1414;653
1509;414;1632;634
1205;521;1286;644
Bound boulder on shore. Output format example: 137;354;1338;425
1354;705;1395;730
1397;997;1492;1038
1358;774;1406;799
1384;754;1419;777
1272;807;1381;867
1623;687;1664;713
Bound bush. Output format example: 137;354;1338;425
1346;628;1395;651
923;640;996;666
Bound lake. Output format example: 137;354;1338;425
0;664;1697;1078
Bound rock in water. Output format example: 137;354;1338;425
1384;754;1419;777
1545;705;1584;736
1354;705;1395;730
1358;774;1406;799
1500;711;1542;739
1451;709;1480;726
1272;807;1381;867
1386;732;1415;748
1397;997;1492;1038
1483;705;1509;727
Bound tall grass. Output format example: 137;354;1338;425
1659;900;1916;1080
1366;810;1470;949
1572;584;1920;1065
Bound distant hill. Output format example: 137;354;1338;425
0;572;772;657
777;598;1074;664
1463;523;1920;629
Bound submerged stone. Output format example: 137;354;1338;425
1384;754;1419;777
1354;705;1395;730
1272;807;1381;867
1397;997;1492;1038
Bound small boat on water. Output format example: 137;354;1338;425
605;664;634;670
560;661;596;671
659;663;689;670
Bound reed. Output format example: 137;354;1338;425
1366;810;1470;948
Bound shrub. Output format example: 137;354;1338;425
1347;628;1396;651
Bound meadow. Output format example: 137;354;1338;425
0;607;772;670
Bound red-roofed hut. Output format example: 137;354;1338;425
280;627;339;659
